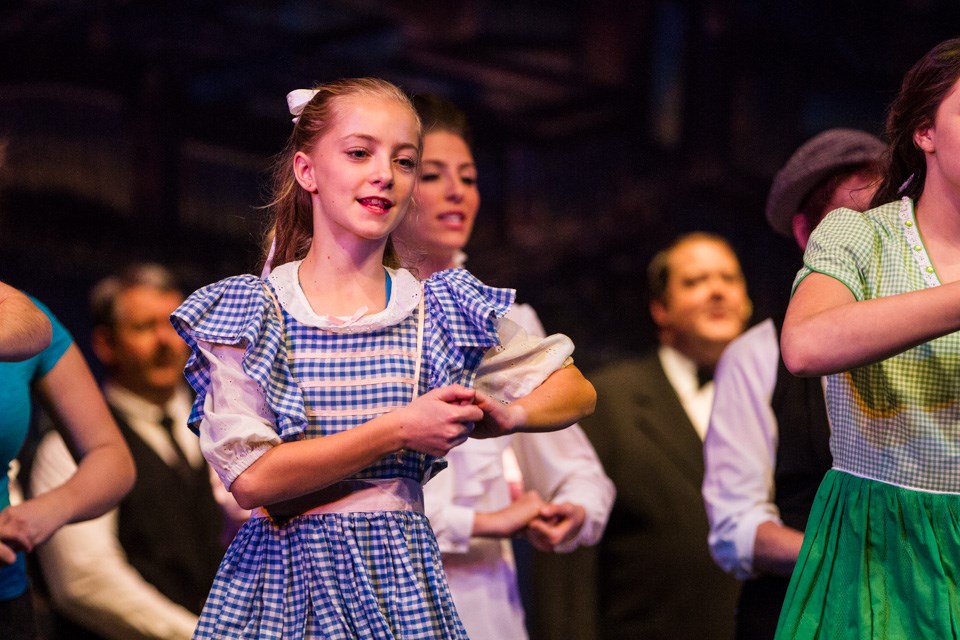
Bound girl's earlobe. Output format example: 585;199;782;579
914;127;935;153
293;151;317;192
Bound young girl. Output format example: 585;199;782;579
391;93;614;640
171;78;596;639
778;38;960;638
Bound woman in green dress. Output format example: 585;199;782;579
778;37;960;639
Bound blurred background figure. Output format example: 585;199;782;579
534;232;750;640
30;263;240;640
703;129;883;640
393;93;615;640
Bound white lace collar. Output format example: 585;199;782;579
897;196;940;288
267;260;422;331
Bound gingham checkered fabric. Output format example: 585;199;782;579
795;199;960;493
172;274;309;442
171;268;513;639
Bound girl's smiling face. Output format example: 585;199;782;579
294;94;421;246
394;130;479;265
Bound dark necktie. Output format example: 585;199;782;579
696;367;714;389
160;414;193;477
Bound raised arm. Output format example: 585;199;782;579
513;365;597;430
781;272;960;376
0;281;52;361
231;386;482;509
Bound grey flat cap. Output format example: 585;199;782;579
765;128;885;236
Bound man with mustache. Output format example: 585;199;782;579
30;264;237;640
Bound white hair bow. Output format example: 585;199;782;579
287;88;319;123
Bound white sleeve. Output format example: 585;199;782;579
422;454;477;555
511;425;615;552
30;432;199;640
495;303;614;552
702;319;782;580
474;315;575;405
197;341;282;490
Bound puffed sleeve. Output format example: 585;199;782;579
421;268;515;389
793;207;877;300
196;341;281;489
421;269;576;400
474;317;575;403
170;276;309;454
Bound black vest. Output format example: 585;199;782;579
46;408;228;640
735;328;832;640
114;409;226;615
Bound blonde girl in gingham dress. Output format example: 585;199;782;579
777;38;960;639
171;78;596;639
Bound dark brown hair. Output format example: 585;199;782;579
797;162;881;228
412;93;472;144
871;38;960;207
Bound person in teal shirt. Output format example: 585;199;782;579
0;291;134;639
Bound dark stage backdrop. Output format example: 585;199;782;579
1;1;958;374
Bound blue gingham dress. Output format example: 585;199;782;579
172;266;514;639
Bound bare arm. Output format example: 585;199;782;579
0;345;135;563
471;364;597;438
0;281;52;361
782;272;960;376
472;490;546;538
229;385;483;509
752;521;805;577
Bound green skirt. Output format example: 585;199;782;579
775;469;960;639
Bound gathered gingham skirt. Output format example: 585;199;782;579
193;509;468;639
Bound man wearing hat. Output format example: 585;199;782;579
702;129;884;640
